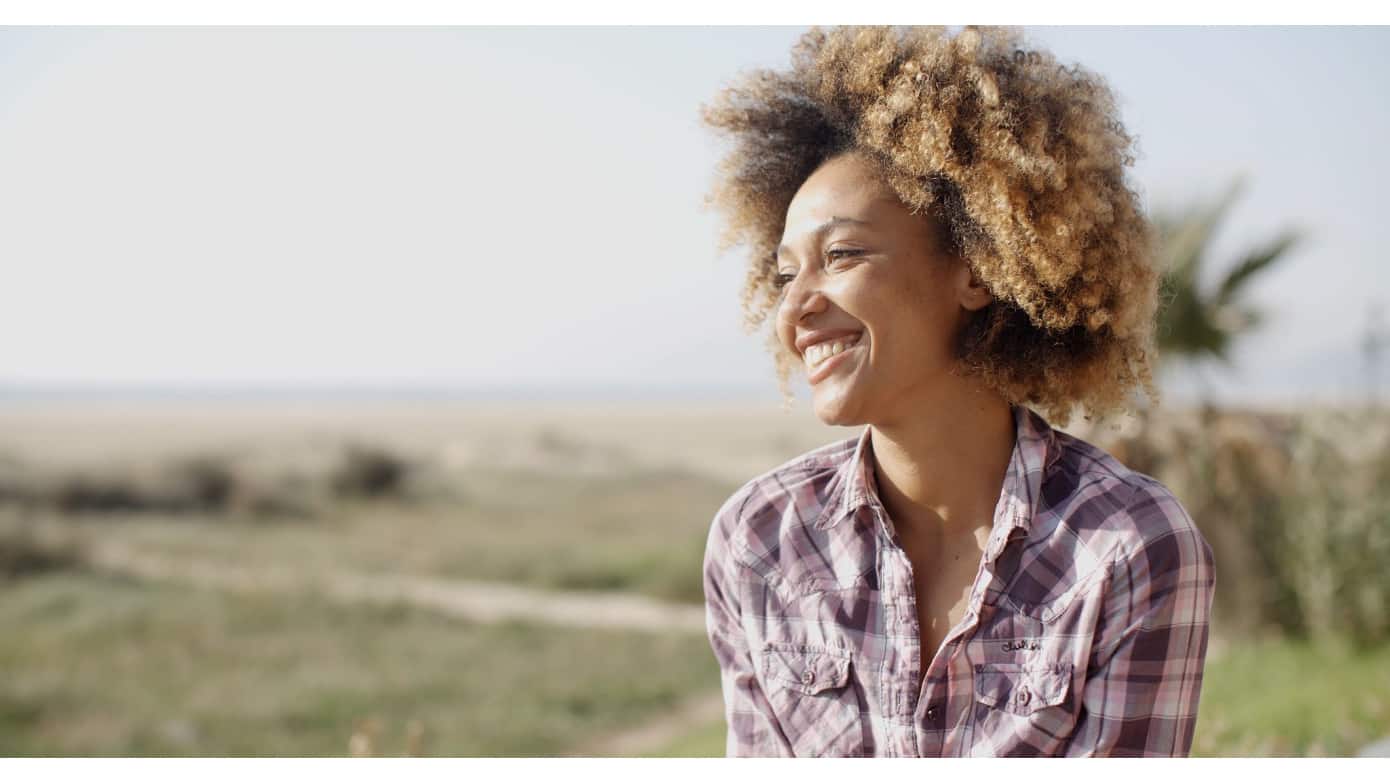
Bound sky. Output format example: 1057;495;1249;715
1;26;1387;403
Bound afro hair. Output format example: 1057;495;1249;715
701;25;1160;426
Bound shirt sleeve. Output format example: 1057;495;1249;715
702;498;796;757
1063;483;1217;757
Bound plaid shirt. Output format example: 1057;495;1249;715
702;404;1215;757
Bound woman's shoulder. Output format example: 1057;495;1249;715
1047;427;1212;567
715;434;860;520
705;434;861;561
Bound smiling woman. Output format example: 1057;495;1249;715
698;26;1215;758
772;153;988;428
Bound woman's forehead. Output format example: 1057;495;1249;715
782;173;910;241
793;154;891;202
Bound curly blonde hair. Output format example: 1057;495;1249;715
701;26;1159;426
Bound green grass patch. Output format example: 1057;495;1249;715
0;572;719;756
646;714;726;757
1191;638;1390;756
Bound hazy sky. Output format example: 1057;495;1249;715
1;26;1386;402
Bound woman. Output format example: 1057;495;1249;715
699;26;1215;758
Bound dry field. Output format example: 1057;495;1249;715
0;398;852;756
2;398;1387;756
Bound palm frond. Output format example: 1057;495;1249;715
1150;175;1294;375
1157;178;1247;286
1214;230;1298;308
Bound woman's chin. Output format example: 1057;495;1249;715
810;386;866;428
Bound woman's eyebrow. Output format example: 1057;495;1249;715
776;215;872;259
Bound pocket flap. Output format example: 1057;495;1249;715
761;643;852;696
973;663;1072;715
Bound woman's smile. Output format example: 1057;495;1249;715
804;332;864;384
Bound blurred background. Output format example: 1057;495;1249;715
1;26;1388;757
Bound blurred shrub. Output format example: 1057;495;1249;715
0;526;82;579
52;474;148;514
169;456;236;510
0;441;420;520
329;444;412;499
1106;406;1390;645
1276;412;1390;644
43;457;308;518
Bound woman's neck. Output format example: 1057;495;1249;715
867;380;1017;541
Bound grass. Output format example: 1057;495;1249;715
0;571;719;756
5;463;734;606
1189;637;1390;756
0;416;752;757
647;716;727;758
645;638;1390;757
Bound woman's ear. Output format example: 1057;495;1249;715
956;260;994;313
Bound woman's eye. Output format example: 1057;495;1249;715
827;248;863;261
773;272;797;289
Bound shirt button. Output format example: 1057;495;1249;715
1015;686;1031;706
801;669;816;685
925;705;940;721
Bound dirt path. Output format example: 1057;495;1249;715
73;539;720;756
572;690;725;757
80;540;708;634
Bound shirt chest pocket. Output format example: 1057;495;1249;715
969;663;1077;755
759;643;871;757
973;663;1072;714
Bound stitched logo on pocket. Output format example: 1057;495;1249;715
1002;639;1041;652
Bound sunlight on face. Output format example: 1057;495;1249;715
774;152;981;428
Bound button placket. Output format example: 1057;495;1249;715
877;538;921;724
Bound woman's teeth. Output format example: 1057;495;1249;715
804;335;861;368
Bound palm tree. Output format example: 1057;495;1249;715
1151;178;1299;385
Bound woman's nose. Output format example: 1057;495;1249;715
780;275;828;325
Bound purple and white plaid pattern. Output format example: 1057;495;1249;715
702;404;1216;757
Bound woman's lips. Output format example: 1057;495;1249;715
807;340;863;385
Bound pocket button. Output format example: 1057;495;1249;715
1015;686;1031;707
802;669;816;685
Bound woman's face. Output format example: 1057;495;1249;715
774;152;992;427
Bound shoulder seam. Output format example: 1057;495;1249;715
717;435;858;586
1109;477;1201;565
1057;434;1131;484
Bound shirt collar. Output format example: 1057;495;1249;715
813;403;1062;556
